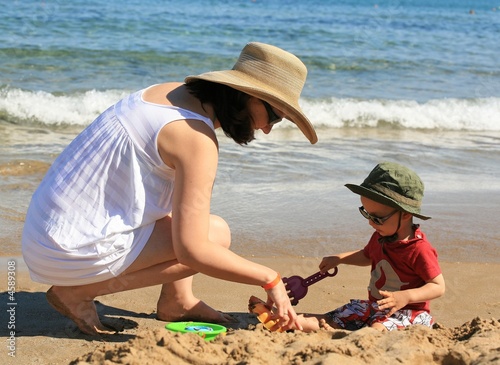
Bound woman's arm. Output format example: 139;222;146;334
159;119;278;285
158;118;301;329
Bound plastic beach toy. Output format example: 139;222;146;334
248;295;284;332
165;322;227;341
283;268;338;305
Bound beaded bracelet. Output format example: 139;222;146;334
261;273;281;290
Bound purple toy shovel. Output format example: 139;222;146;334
282;268;339;306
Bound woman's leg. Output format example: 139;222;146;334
47;259;195;335
155;215;233;323
47;214;231;335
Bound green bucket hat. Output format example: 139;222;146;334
345;162;431;220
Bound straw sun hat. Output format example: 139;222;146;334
185;42;317;144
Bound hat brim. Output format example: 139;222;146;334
345;183;431;220
185;70;318;144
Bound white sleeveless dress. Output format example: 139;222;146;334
21;87;215;285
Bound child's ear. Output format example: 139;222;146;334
402;212;413;220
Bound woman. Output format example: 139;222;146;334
21;42;317;335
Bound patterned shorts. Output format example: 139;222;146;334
325;299;434;331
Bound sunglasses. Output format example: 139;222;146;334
262;100;282;126
358;206;399;225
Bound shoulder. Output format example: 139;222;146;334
158;119;218;168
142;82;183;104
413;228;437;252
412;230;441;275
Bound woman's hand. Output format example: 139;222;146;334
265;281;302;331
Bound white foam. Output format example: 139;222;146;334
0;88;128;126
1;87;499;131
301;97;500;131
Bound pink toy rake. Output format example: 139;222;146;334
282;268;338;306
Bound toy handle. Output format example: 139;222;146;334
283;267;339;306
303;267;338;286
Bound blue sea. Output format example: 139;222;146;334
1;0;499;263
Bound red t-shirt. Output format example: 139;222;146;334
362;225;441;312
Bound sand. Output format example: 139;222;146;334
1;257;499;365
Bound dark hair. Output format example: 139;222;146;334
185;79;255;145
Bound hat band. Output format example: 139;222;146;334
372;183;421;208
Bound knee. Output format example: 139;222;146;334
209;215;231;249
370;322;388;332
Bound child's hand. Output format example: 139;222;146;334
319;256;340;273
377;290;409;316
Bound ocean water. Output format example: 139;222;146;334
1;0;499;263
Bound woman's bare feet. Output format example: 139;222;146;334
156;292;234;323
46;286;116;335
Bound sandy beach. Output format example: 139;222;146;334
1;257;499;365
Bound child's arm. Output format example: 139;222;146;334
319;249;371;273
377;273;446;316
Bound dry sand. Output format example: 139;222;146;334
1;257;499;364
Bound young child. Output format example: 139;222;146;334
299;162;445;332
250;162;445;332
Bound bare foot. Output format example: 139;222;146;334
46;286;116;335
319;318;339;331
156;295;235;323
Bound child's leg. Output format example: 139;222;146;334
295;314;323;332
370;322;388;331
370;309;434;331
296;313;342;332
322;299;374;331
319;318;343;331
